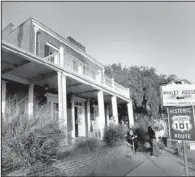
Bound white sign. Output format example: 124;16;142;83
161;84;195;106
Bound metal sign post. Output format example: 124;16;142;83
161;80;195;177
183;141;189;177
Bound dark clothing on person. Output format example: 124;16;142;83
148;126;156;140
147;126;156;156
126;131;138;153
162;137;167;147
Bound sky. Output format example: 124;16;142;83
2;2;195;83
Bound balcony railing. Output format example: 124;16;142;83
43;52;129;98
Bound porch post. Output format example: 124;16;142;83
62;74;67;127
105;104;110;127
71;95;75;138
111;95;118;124
58;72;68;145
57;72;63;125
59;47;64;67
28;84;34;117
2;81;7;116
127;101;134;128
62;73;68;144
97;90;105;138
87;99;91;137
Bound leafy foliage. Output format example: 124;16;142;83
2;97;64;175
105;64;177;118
103;124;128;147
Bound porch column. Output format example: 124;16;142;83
62;74;67;127
62;73;68;144
71;95;75;138
97;90;105;138
59;47;64;67
58;72;63;124
127;101;134;128
2;81;6;116
87;99;91;137
97;70;102;84
105;104;110;127
111;95;118;124
28;84;34;117
58;72;68;144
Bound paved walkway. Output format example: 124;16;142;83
94;149;195;176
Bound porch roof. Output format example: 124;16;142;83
2;41;131;103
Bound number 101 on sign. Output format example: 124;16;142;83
172;116;192;132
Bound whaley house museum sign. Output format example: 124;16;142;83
161;79;195;176
161;80;195;142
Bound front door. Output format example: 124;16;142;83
74;100;86;137
75;106;78;137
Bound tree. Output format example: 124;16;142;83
105;63;178;120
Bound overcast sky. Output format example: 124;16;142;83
2;2;195;83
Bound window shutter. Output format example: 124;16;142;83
44;45;49;57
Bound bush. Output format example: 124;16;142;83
2;97;65;175
103;124;128;147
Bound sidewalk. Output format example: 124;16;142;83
93;149;195;176
166;146;195;170
93;151;148;176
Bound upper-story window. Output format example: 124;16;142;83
44;43;58;57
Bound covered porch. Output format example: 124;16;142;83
1;43;134;144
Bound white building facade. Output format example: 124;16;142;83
2;17;134;143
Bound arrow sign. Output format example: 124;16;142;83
176;97;185;100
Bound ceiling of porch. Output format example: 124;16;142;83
2;47;127;104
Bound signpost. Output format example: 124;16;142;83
161;80;195;177
167;106;195;141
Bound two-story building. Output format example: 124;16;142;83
2;17;134;143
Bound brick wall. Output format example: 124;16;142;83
2;18;34;53
3;18;103;71
26;144;128;176
37;29;94;67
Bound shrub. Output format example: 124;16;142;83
103;124;128;147
2;97;65;175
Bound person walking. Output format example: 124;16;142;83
162;132;168;151
147;126;160;157
126;129;138;154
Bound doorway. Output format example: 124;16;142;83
75;106;78;137
74;97;86;137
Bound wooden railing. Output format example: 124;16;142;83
43;52;129;98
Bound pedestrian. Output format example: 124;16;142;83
162;132;168;151
126;129;138;154
147;126;160;157
175;140;183;155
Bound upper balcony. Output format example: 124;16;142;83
43;51;130;99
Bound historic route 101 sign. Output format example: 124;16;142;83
167;106;195;141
